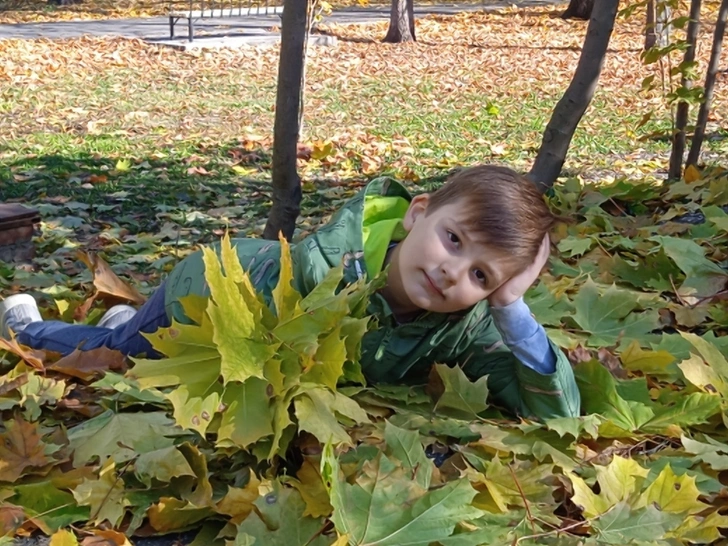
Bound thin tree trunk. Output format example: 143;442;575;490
562;0;594;20
263;0;307;241
645;0;671;49
529;0;619;191
383;0;416;43
687;0;728;166
668;0;701;180
645;0;657;48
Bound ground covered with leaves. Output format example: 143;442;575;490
0;0;456;23
1;5;728;546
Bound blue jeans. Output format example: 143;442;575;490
18;284;170;357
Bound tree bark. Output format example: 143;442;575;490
529;0;619;191
383;0;416;43
263;0;307;241
687;0;728;166
562;0;594;20
668;0;701;180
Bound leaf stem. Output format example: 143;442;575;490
507;462;536;535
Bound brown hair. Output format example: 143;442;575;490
426;165;556;267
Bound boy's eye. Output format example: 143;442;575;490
474;269;487;284
447;231;460;246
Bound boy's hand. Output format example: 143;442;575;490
488;235;550;308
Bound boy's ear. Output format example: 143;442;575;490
402;194;430;231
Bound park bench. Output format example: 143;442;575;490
0;204;40;264
168;0;284;42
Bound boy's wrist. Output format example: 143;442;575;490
488;291;522;308
489;298;535;342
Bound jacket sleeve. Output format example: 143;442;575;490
456;311;581;420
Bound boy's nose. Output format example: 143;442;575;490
440;261;465;285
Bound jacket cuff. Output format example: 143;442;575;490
491;298;555;374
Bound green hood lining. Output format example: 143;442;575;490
362;194;410;278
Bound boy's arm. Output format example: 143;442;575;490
457;234;580;419
489;297;555;374
459;310;581;419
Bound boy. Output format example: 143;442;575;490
1;165;580;419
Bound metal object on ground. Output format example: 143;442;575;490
168;0;284;42
0;204;40;264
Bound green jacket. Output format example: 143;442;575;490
164;178;581;419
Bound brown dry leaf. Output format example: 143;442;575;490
291;460;333;518
0;337;46;370
684;164;702;183
597;347;627;380
0;417;54;482
0;504;25;535
567;345;592;366
80;529;132;546
76;251;145;305
72;294;98;323
85;174;108;185
48;347;127;381
0;373;30;397
186;166;211;176
215;474;260;524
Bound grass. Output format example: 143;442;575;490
0;6;727;294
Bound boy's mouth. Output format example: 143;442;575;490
423;272;444;298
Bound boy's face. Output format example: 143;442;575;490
389;195;524;315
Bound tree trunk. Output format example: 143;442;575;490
383;0;416;43
263;0;307;241
529;0;619;191
668;0;701;180
687;0;728;167
562;0;594;20
644;0;670;49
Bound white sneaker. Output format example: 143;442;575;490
0;294;42;338
97;304;137;329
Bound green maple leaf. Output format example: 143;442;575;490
295;387;355;446
609;250;681;293
655;236;728;301
557;235;593;257
634;464;708;514
272;236;302;322
570;278;660;345
433;364;489;419
134;446;195;487
544;414;601;439
384;421;432;490
574;360;654;433
301;326;347;390
525;282;573;327
681;434;728;471
68;410;177;465
641;392;720;434
202;240;275;384
131;318;221;397
231;482;329;546
323;445;483;546
592;501;681;544
72;458;128;527
272;265;351;352
218;378;274;449
148;497;213;533
167;386;222;436
12;481;89;533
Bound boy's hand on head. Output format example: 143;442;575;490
488;235;550;308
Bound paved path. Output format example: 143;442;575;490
0;1;558;47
